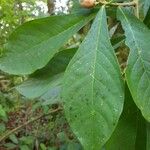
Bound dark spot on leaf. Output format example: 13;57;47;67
85;98;89;102
95;91;99;96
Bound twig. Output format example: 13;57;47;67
97;0;136;7
97;0;139;18
0;107;62;142
134;0;139;18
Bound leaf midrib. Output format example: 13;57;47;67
90;7;104;147
91;7;104;106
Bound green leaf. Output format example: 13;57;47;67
106;84;138;150
106;84;148;150
62;7;124;149
71;0;92;15
117;8;150;121
16;48;76;99
4;143;17;149
9;134;18;144
40;83;61;105
40;143;47;150
0;14;95;75
143;0;150;17
17;73;63;99
20;145;30;150
19;136;34;145
147;123;150;149
0;104;6;118
0;123;6;133
111;35;125;50
144;7;150;28
67;142;81;150
109;23;119;38
135;114;147;150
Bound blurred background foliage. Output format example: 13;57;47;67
0;0;49;48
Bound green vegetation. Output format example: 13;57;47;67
0;0;150;149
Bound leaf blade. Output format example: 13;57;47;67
143;0;150;17
117;7;150;121
106;84;138;150
147;123;150;149
0;14;94;75
16;48;76;99
62;7;124;149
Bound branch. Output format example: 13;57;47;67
97;0;139;18
97;0;136;7
0;107;62;142
134;0;139;18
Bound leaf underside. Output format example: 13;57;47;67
16;48;76;99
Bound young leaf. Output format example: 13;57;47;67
0;14;94;75
16;48;76;99
62;6;124;149
117;8;150;121
106;84;138;150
